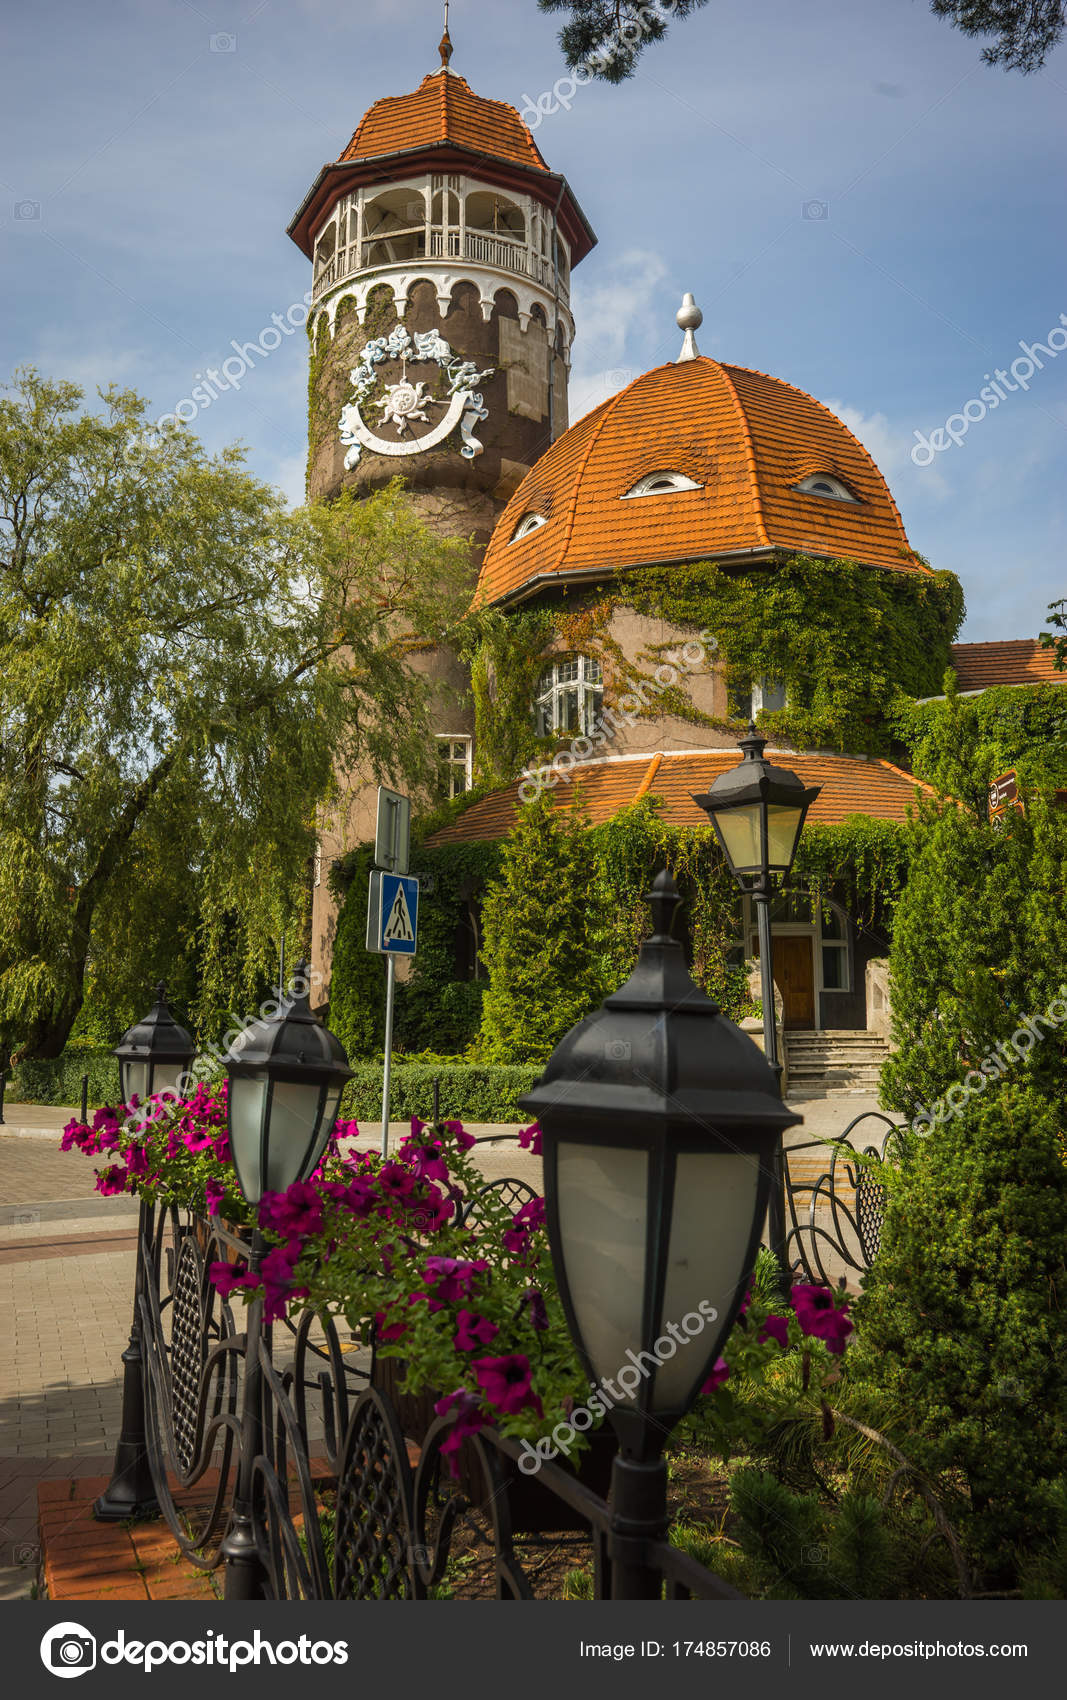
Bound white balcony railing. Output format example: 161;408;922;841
312;229;569;304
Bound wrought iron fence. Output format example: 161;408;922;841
95;1116;903;1599
783;1112;907;1286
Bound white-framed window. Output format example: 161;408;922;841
436;734;472;800
510;511;547;541
729;676;787;719
534;655;603;737
622;471;703;498
794;473;859;503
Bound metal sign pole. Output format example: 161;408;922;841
381;954;396;1157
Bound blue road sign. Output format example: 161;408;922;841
376;872;419;956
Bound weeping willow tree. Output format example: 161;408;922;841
0;370;472;1060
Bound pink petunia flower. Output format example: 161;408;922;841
472;1354;542;1417
453;1309;500;1351
700;1357;730;1394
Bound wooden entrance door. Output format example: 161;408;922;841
773;936;815;1029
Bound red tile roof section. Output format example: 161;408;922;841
339;71;550;173
951;639;1065;691
426;751;936;845
476;357;923;606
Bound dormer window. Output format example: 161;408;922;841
794;473;858;503
511;511;547;541
622;471;703;498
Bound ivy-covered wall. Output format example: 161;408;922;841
466;553;965;783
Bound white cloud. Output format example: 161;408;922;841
568;248;669;420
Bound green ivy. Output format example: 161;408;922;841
893;677;1067;815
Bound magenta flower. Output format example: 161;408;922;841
518;1122;543;1156
378;1162;418;1200
758;1314;790;1349
260;1241;307;1323
472;1354;542;1417
126;1144;151;1178
434;1388;487;1473
204;1178;226;1217
700;1357;730;1394
95;1165;130;1197
401;1140;451;1185
441;1119;476;1152
422;1256;489;1304
453;1309;499;1351
521;1287;549;1332
790;1284;854;1355
258;1181;323;1241
512;1196;546;1232
210;1260;255;1299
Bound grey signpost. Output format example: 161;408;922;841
367;788;418;1156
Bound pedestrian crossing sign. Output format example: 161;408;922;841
367;871;419;956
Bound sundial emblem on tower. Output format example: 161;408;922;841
338;326;496;469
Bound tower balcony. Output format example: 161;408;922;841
312;227;568;305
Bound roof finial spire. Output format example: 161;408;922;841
676;292;703;361
439;0;453;67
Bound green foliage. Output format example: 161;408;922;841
463;607;553;788
339;1061;543;1124
0;370;472;1062
729;1470;893;1599
1041;594;1067;671
10;1045;116;1107
618;554;963;756
327;849;386;1062
881;797;1067;1119
930;0;1067;71
893;677;1067;814
853;1083;1067;1589
478;793;610;1062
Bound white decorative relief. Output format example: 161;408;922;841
338;326;495;468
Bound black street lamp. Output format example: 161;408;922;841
114;983;196;1107
691;724;821;1275
96;983;196;1523
225;960;353;1207
520;870;800;1598
221;961;352;1599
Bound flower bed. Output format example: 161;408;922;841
61;1090;853;1474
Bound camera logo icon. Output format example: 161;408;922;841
604;1039;631;1063
40;1623;97;1679
14;200;41;220
210;32;236;52
802;200;829;220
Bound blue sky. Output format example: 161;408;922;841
3;0;1065;641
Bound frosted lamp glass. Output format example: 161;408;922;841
714;807;763;874
122;1060;149;1106
765;803;805;872
263;1079;324;1195
556;1142;649;1403
652;1152;762;1413
152;1062;187;1102
229;1072;269;1204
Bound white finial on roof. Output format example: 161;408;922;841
676;292;703;361
439;0;453;66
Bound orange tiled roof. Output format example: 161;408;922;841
951;639;1065;692
476;357;923;605
425;750;936;845
339;71;550;173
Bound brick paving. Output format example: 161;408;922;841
38;1475;219;1602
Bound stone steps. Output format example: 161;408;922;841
785;1032;889;1094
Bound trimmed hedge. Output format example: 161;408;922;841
11;1049;544;1129
9;1047;118;1109
340;1062;543;1125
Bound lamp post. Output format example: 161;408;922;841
220;960;352;1599
520;870;800;1599
691;724;821;1278
114;982;197;1108
96;985;196;1521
